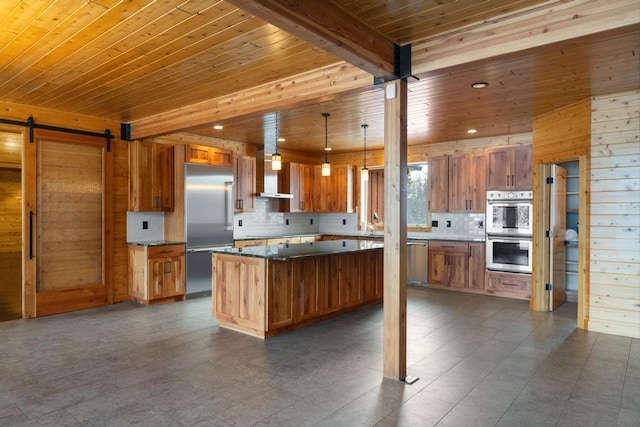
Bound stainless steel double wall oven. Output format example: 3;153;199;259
486;191;533;274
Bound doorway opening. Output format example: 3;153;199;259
0;128;23;321
543;160;581;312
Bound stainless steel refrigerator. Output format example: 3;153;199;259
185;163;234;295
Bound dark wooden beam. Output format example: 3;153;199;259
226;0;396;78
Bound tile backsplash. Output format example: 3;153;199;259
127;200;485;243
428;212;485;237
233;198;320;238
127;211;165;242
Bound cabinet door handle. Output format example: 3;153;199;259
237;199;243;210
506;174;509;186
511;175;515;187
300;201;305;210
29;210;34;260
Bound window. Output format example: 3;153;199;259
361;163;429;229
407;164;428;226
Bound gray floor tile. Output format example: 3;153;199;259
0;289;636;427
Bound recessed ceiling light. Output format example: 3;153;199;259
277;137;286;142
471;82;489;89
213;124;223;130
467;129;477;134
324;147;332;151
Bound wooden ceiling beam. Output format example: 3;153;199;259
129;62;371;140
226;0;397;78
412;0;640;76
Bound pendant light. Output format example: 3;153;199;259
271;112;282;171
361;123;369;181
321;112;331;176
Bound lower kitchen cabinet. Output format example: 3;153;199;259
468;242;486;290
485;270;531;300
428;241;469;288
129;244;186;305
428;240;486;293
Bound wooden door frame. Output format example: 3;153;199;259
531;155;590;329
23;129;113;318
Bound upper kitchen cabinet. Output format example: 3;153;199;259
234;155;256;212
185;144;233;167
427;155;449;213
487;145;532;191
314;164;355;213
449;153;486;212
279;162;314;212
129;140;174;212
368;169;384;223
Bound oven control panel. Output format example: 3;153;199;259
487;190;533;201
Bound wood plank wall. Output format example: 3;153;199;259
588;90;640;338
330;133;532;167
531;99;591;325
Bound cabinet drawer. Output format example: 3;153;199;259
428;241;468;252
235;239;267;248
148;245;185;259
485;271;531;292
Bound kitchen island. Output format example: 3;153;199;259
211;240;384;338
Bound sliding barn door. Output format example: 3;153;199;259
24;130;112;317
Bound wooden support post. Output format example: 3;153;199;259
383;79;408;380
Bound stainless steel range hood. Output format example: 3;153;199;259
256;145;293;199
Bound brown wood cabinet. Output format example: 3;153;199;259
368;169;384;223
428;240;486;291
427;155;449;212
213;247;383;338
129;141;175;211
185;144;233;166
485;270;531;300
362;249;384;302
486;145;532;190
268;260;294;329
468;242;486;290
449;153;487;212
429;153;486;213
129;244;185;305
234;239;267;248
428;241;468;288
319;254;344;314
234;155;256;212
213;254;266;332
279;162;314;212
292;257;321;322
314;164;355;213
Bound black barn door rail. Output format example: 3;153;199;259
0;116;114;152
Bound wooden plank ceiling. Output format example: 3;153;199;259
0;0;638;155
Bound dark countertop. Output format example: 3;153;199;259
233;234;321;241
127;241;186;246
211;239;383;261
234;233;484;242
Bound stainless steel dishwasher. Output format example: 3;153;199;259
408;241;429;286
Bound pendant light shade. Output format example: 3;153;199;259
271;152;282;171
271;112;282;171
321;113;331;176
361;123;369;181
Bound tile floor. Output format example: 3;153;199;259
0;287;638;426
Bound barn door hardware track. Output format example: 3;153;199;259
0;116;114;152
